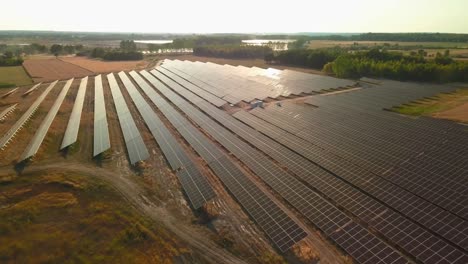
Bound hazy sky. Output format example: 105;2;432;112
1;0;467;33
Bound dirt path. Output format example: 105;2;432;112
0;162;247;264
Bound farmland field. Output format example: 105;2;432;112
308;40;468;49
308;40;468;59
60;57;151;74
23;58;93;82
0;66;33;87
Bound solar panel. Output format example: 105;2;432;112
93;75;111;156
20;79;73;160
176;163;216;209
0;81;58;150
107;72;149;165
61;76;88;149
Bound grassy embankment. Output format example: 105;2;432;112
0;171;189;263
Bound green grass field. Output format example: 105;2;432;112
0;66;33;88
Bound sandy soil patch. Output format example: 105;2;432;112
433;102;468;123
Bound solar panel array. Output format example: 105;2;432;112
0;104;18;121
21;79;74;160
108;73;149;165
0;81;57;150
145;68;413;263
222;80;468;262
139;70;307;252
61;76;88;149
121;71;215;209
160;59;354;104
301;82;468;220
234;110;467;263
93;75;111;156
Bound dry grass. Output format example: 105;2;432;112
12;192;78;210
0;170;190;263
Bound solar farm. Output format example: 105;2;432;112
0;59;467;263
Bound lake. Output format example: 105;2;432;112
134;40;173;44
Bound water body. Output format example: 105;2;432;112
134;40;173;44
242;39;296;45
142;48;193;54
242;39;295;51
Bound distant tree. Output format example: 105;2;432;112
434;52;453;65
3;51;13;59
288;37;308;49
30;43;47;53
91;48;106;58
120;40;137;51
147;44;158;52
444;49;450;57
50;44;63;56
63;45;75;54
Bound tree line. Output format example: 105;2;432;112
89;40;142;61
265;48;344;68
265;48;468;82
325;49;468;82
0;51;23;66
